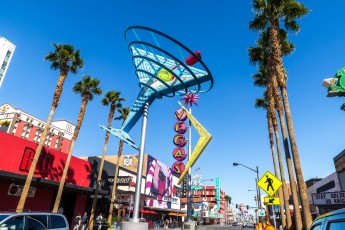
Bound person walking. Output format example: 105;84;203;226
81;212;88;230
73;213;82;230
96;213;103;230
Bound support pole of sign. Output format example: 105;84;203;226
186;107;193;222
132;102;149;223
272;206;277;229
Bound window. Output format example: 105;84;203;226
327;220;345;230
1;61;7;70
50;215;67;229
0;215;10;222
28;215;48;230
0;216;24;230
6;51;12;58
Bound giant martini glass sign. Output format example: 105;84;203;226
101;26;214;148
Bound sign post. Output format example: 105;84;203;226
257;171;283;229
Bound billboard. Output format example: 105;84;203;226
145;155;173;209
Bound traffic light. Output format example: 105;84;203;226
236;204;238;208
254;196;257;201
247;205;249;210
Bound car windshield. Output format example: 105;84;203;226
0;215;10;222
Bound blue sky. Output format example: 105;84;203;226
1;0;345;211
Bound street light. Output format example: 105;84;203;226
233;162;262;224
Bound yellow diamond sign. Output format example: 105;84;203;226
264;196;280;205
257;171;282;196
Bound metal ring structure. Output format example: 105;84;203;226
124;26;213;98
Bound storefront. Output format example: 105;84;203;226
86;155;148;219
0;132;93;225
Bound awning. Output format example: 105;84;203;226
140;210;158;214
167;212;179;216
167;212;186;217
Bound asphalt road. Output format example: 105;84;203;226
197;225;255;230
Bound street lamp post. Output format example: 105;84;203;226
233;163;262;225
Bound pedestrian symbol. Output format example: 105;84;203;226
264;196;280;205
265;175;274;192
257;171;282;196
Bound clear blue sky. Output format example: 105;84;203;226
1;0;345;211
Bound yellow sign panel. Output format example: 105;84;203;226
177;102;212;184
264;196;280;205
257;171;282;196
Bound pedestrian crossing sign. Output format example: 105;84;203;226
264;196;281;205
257;171;282;196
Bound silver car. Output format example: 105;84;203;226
0;212;69;230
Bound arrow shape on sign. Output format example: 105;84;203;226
177;101;212;184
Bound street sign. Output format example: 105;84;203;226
257;209;266;217
257;171;282;196
264;196;280;205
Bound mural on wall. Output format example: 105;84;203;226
145;155;173;209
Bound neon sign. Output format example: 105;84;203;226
172;109;187;175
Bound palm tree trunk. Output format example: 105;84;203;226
53;97;88;213
281;88;312;228
272;78;302;230
107;140;124;224
271;114;292;229
268;115;287;229
89;106;115;229
17;74;67;212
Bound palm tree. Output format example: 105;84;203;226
249;0;311;227
88;91;125;229
107;107;130;224
52;75;102;212
250;31;297;229
16;43;83;212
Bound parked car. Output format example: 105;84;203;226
0;212;69;230
309;208;345;230
232;221;239;226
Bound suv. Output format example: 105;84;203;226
309;208;345;230
0;212;69;230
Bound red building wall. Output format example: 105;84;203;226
15;121;25;137
0;182;54;211
50;134;58;150
74;195;87;216
28;126;37;142
60;138;71;154
0;132;91;187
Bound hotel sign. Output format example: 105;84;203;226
312;192;345;205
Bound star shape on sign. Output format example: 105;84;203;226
182;93;199;107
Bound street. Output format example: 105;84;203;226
196;225;255;230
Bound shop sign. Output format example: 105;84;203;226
8;183;36;198
312;192;345;205
162;196;178;204
123;155;133;166
19;147;53;174
108;176;131;186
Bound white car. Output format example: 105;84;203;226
0;212;69;230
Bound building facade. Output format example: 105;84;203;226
0;103;74;153
0;37;16;87
0;131;92;226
